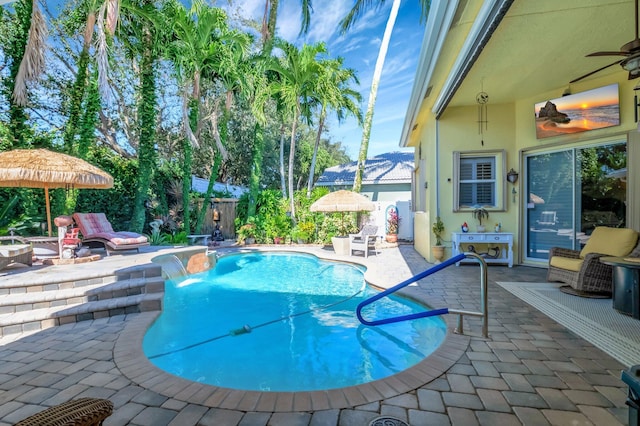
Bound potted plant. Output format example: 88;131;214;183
472;206;489;232
386;208;400;243
237;221;257;245
431;216;445;262
292;221;315;244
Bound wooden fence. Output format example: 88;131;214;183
198;198;238;240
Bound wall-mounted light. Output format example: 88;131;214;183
506;168;519;184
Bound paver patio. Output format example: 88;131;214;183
0;244;631;425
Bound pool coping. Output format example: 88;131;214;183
114;247;471;412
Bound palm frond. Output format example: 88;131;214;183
106;0;120;36
96;1;110;101
340;0;383;34
12;0;48;106
299;0;313;35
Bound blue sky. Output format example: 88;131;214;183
224;0;426;160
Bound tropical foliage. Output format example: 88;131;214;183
0;0;358;238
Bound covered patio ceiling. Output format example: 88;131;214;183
446;0;636;108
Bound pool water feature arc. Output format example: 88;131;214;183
143;251;447;392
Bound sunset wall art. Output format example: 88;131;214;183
534;84;619;139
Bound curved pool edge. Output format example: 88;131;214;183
114;311;469;412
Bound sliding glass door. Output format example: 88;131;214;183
525;141;627;261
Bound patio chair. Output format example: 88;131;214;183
0;236;33;271
536;211;558;229
349;225;378;258
547;226;639;296
73;212;149;255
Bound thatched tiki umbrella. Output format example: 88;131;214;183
310;190;375;235
310;190;375;213
0;149;113;236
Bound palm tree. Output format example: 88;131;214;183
340;0;431;192
118;0;162;233
160;0;231;235
193;30;253;233
244;0;314;218
260;0;313;51
306;57;362;197
265;40;325;219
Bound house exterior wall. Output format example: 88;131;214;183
413;72;640;264
360;183;410;202
416;102;517;261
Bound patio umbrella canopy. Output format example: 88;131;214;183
309;190;375;213
310;190;375;238
0;148;114;236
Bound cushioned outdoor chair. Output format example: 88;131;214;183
349;225;378;258
547;226;640;296
0;236;33;271
73;212;149;255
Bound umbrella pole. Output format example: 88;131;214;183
44;187;52;237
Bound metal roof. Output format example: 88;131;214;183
315;151;414;187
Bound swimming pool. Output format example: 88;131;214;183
143;251;447;392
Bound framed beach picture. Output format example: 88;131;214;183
534;84;619;139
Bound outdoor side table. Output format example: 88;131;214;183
600;256;640;319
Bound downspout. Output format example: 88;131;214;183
435;120;440;218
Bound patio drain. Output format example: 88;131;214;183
368;416;409;426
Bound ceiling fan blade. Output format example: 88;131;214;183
586;51;630;57
570;59;623;84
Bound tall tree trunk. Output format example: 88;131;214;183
77;73;101;159
307;108;325;197
245;0;279;217
195;104;230;234
3;0;32;149
63;12;95;154
130;19;158;233
248;123;264;218
65;71;102;215
182;94;200;236
353;0;400;193
279;124;287;198
288;101;300;220
194;154;221;234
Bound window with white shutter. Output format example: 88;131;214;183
453;150;506;211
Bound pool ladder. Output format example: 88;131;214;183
356;252;489;338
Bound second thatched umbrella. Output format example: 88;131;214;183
0;148;114;236
309;190;375;213
310;190;375;255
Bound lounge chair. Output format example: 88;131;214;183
349;225;378;258
0;236;33;270
547;226;640;296
73;212;149;255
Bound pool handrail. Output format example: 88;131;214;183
357;252;489;338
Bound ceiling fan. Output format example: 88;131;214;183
571;0;640;83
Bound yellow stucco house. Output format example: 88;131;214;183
400;0;639;266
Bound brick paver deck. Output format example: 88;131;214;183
0;244;630;425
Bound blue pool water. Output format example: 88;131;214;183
143;252;446;392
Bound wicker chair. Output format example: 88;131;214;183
0;236;33;271
15;397;113;425
547;227;640;296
